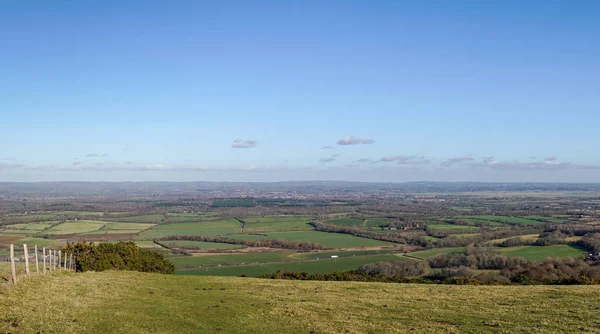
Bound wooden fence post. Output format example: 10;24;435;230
43;247;46;273
10;244;17;284
58;250;61;271
50;250;54;271
35;245;39;273
23;244;30;276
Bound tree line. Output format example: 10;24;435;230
155;235;324;250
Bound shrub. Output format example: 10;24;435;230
63;241;174;274
359;260;429;277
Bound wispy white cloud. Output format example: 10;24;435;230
441;155;474;167
0;162;23;169
468;157;600;171
321;146;333;149
380;155;430;165
337;136;374;145
232;139;258;148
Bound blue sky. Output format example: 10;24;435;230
1;1;599;182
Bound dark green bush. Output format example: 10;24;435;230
63;241;174;274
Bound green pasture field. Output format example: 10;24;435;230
408;247;467;260
495;244;586;261
138;220;243;238
426;224;481;231
159;240;243;250
488;234;540;245
0;229;34;236
288;249;396;260
170;252;295;268
364;218;394;227
227;231;395;248
43;220;106;235
245;220;313;232
113;214;166;223
102;223;155;231
177;254;406;277
3;271;600;333
18;237;66;248
240;216;314;223
133;241;164;249
165;213;221;223
14;213;58;220
524;215;570;224
462;218;504;226
469;215;544;226
2;222;56;231
322;218;363;226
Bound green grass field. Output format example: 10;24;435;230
43;221;107;235
322;218;363;226
228;231;394;248
426;223;481;231
524;216;570;224
99;223;156;233
408;247;467;260
3;271;600;333
469;215;545;226
495;244;586;261
159;240;243;250
2;222;56;231
170;252;295;268
139;220;243;238
244;219;313;232
364;218;394;227
114;214;166;223
488;234;540;245
240;216;314;223
165;213;221;223
177;254;406;276
289;249;396;260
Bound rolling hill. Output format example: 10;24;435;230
1;271;599;333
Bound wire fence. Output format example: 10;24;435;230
1;244;76;285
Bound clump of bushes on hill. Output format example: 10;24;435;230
501;258;600;284
576;233;600;253
428;247;528;270
498;237;535;247
534;231;568;246
63;241;174;274
260;257;600;285
359;260;429;277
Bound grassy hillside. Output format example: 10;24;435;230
2;271;600;333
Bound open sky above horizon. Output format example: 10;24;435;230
1;1;599;182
